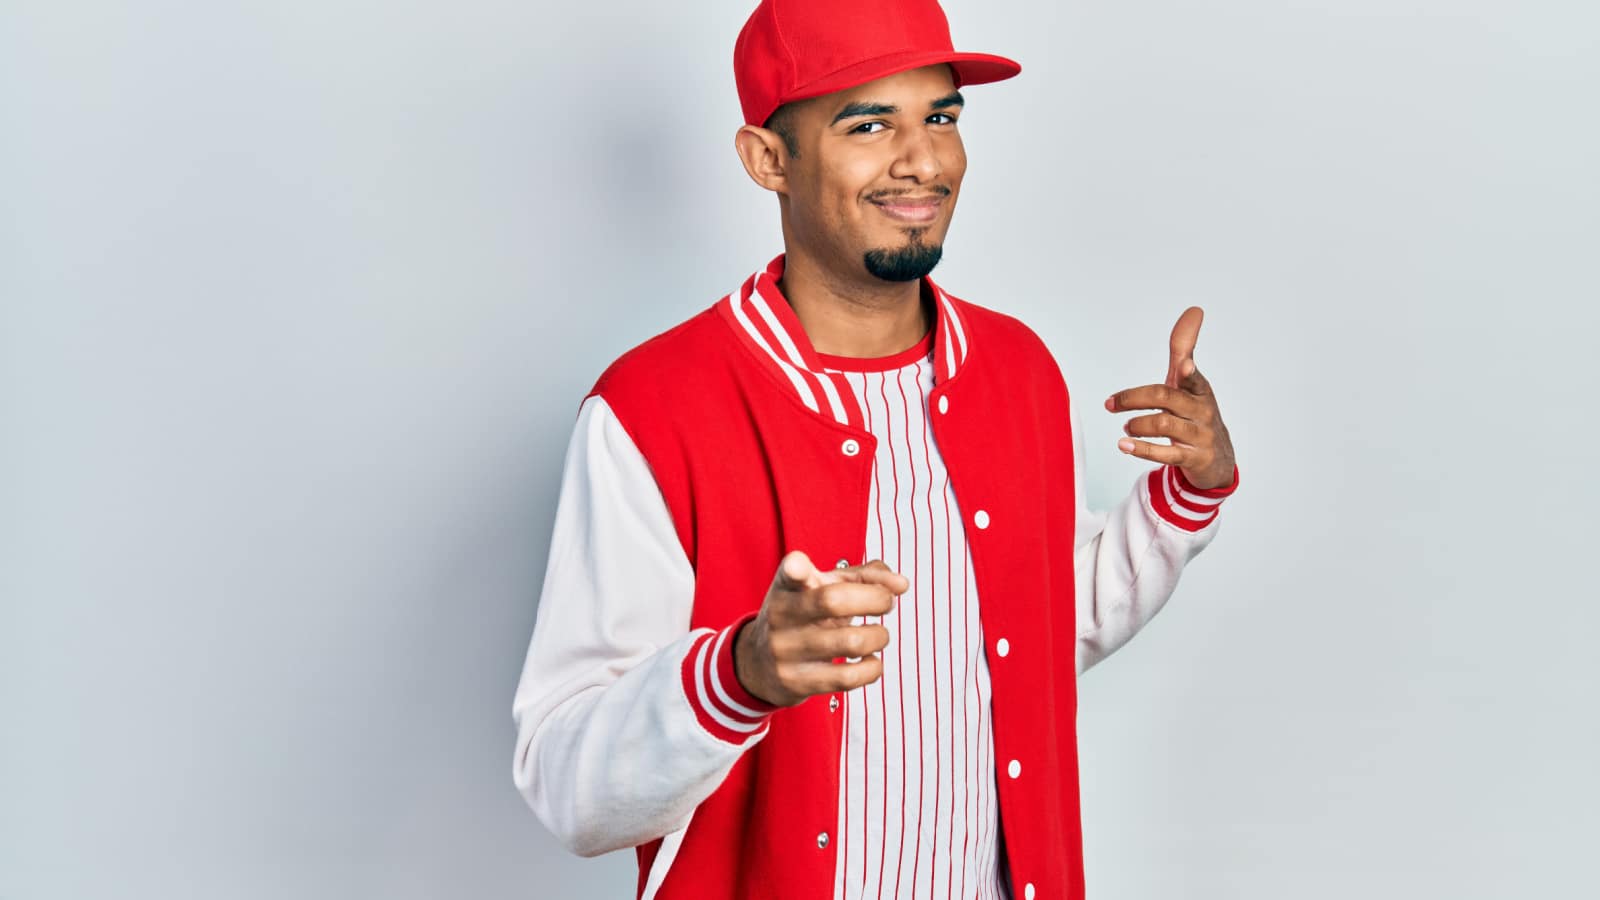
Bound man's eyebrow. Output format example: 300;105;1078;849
828;91;965;126
830;101;897;126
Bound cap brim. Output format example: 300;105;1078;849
776;48;1021;112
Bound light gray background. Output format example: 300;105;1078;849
3;0;1595;897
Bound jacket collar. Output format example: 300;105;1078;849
715;253;971;430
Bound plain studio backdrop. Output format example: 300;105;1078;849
2;0;1595;897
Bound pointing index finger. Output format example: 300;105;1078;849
829;560;910;595
1106;382;1206;419
804;580;900;623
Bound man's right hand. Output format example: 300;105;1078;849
733;550;910;708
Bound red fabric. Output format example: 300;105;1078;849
588;267;1087;900
1175;461;1241;497
680;622;781;745
733;0;1022;127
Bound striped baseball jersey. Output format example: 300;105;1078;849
819;334;1006;900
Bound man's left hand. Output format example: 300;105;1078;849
1103;306;1237;491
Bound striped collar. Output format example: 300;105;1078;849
715;253;971;430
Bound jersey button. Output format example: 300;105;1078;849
1008;759;1022;779
841;438;861;456
1025;884;1036;900
817;831;829;849
829;695;840;712
835;559;849;569
974;510;990;529
996;638;1010;658
937;395;949;414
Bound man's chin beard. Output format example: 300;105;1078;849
863;231;943;282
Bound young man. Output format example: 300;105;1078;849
511;1;1240;898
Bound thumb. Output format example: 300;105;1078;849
1166;306;1203;389
773;549;821;593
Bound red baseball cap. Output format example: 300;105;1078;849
734;0;1021;128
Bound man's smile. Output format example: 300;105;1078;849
869;194;945;224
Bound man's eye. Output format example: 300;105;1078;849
930;113;957;125
851;121;885;134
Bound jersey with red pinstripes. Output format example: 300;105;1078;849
818;333;1007;900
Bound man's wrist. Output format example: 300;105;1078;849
1175;461;1240;496
679;612;781;745
727;612;783;711
1147;462;1239;532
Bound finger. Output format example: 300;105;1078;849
1105;383;1207;419
772;549;823;593
1166;306;1204;389
1116;435;1192;465
799;581;898;623
775;622;891;663
786;655;885;695
1122;411;1205;447
827;559;910;595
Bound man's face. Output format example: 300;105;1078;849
778;64;967;283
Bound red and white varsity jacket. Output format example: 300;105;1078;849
512;254;1240;900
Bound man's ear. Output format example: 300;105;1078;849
733;125;791;194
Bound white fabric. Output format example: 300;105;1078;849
509;395;756;860
511;374;1228;887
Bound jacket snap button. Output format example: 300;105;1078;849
817;831;829;849
835;559;849;569
1008;759;1022;779
841;439;860;456
974;510;990;529
937;395;949;414
829;695;840;712
1025;884;1036;900
996;638;1010;658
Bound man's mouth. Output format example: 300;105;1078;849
870;195;944;224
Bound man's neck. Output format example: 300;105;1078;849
775;247;933;359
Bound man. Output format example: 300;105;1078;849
511;1;1240;898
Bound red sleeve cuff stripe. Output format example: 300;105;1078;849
1161;468;1222;517
680;620;779;745
1173;462;1240;499
712;616;783;715
1147;466;1226;532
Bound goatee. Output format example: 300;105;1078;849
863;231;943;282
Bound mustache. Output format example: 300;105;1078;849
867;184;952;202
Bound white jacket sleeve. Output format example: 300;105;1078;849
1072;395;1240;675
511;394;781;857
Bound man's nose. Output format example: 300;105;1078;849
889;126;942;181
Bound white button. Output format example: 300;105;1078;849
835;559;849;569
1008;759;1021;779
974;510;990;529
937;395;949;414
996;638;1010;658
829;695;840;712
841;439;860;456
1025;884;1036;900
817;831;829;849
